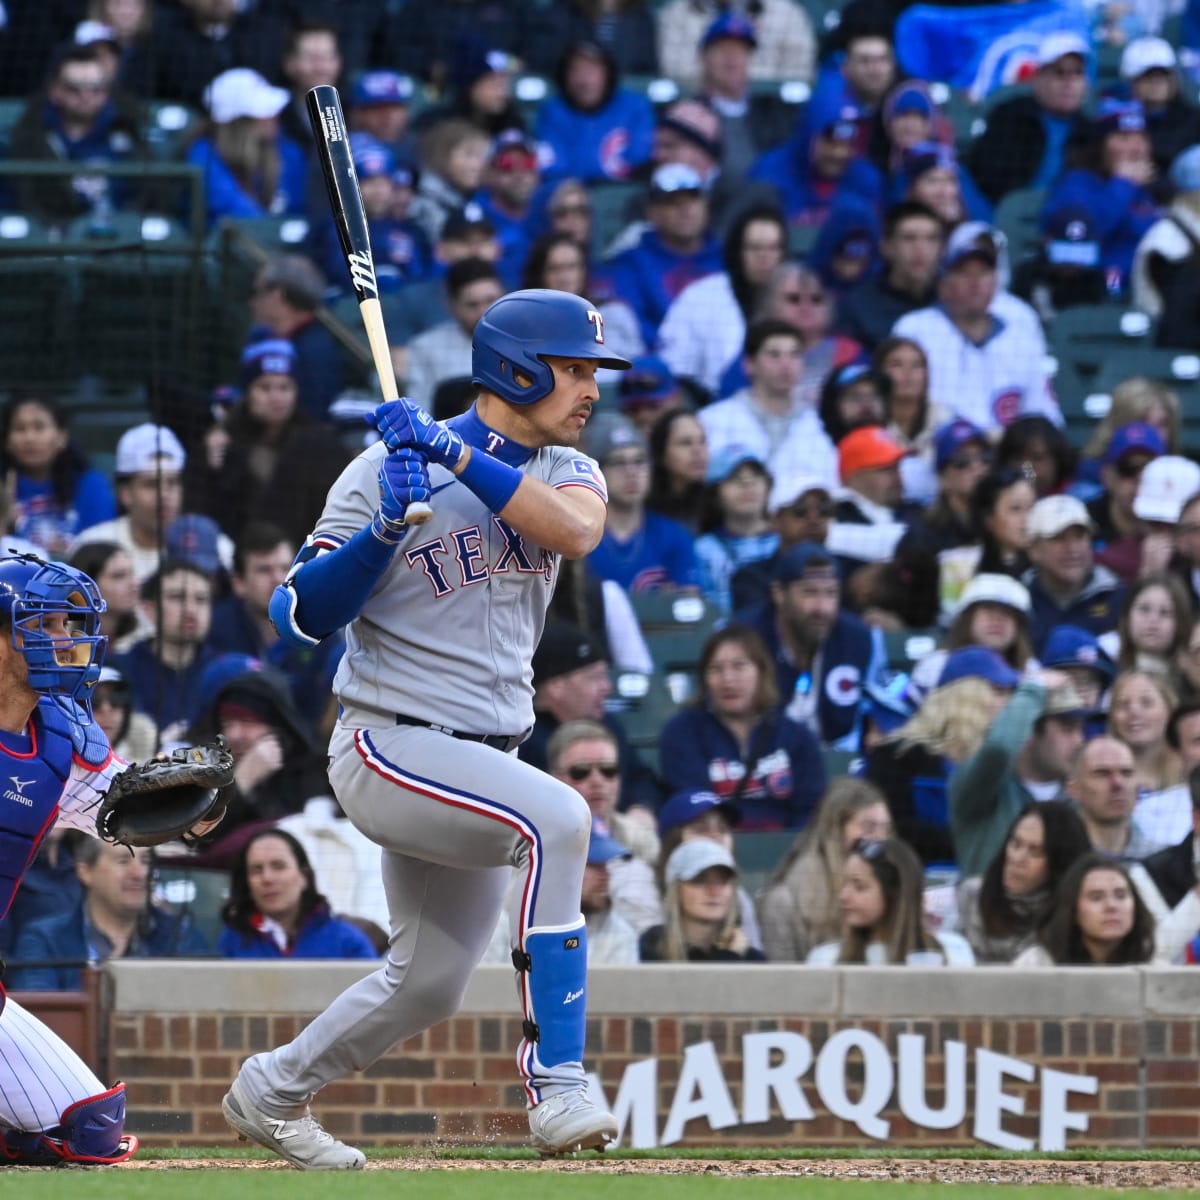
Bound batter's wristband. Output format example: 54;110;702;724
456;451;522;514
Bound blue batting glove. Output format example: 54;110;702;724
371;449;431;545
372;399;467;472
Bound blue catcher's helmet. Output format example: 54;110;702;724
471;288;632;405
0;553;107;706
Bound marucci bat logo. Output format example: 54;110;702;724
321;105;344;142
348;250;377;297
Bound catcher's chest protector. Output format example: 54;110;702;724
0;702;74;919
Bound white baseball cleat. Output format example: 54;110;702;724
222;1077;365;1170
528;1089;618;1156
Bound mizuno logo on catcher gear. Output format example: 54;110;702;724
9;778;34;793
267;1119;299;1141
563;988;583;1005
347;250;377;296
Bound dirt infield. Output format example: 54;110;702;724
117;1156;1200;1186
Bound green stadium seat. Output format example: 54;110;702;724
607;669;680;756
733;830;796;898
0;211;54;247
75;255;201;392
215;214;312;254
65;211;194;249
821;747;860;779
0;97;27;152
588;180;643;254
993;186;1046;268
630;590;719;632
629;592;720;704
883;627;939;673
1088;349;1200;452
0;257;77;389
154;866;231;952
144;100;202;161
1047;305;1155;439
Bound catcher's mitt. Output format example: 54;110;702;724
96;737;235;848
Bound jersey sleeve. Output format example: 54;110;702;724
56;750;128;839
306;447;382;547
544;447;608;503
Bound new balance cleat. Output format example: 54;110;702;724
528;1089;618;1156
221;1076;365;1170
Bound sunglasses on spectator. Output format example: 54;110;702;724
850;837;887;861
947;451;993;471
1114;456;1152;479
783;499;834;518
551;204;592;218
565;762;620;782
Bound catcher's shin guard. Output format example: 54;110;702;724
0;1083;138;1166
512;916;588;1100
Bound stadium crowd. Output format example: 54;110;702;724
3;0;1200;976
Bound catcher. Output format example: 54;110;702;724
0;552;233;1166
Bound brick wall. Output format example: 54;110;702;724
104;963;1200;1150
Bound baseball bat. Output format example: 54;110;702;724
306;83;432;525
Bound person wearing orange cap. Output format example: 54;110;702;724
826;425;918;572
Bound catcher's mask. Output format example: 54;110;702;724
0;552;107;714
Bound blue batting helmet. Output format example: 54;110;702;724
0;553;107;706
471;288;632;405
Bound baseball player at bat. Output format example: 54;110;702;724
0;553;229;1167
222;289;631;1169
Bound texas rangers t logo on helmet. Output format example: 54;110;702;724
586;309;605;344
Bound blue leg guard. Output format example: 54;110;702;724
513;916;588;1101
0;1083;138;1166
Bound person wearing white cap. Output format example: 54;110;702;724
966;29;1092;204
893;224;1060;433
1131;143;1200;321
1120;37;1200;171
69;423;188;583
638;840;766;962
186;67;306;226
601;161;723;349
729;474;834;611
1023;493;1125;653
911;572;1034;693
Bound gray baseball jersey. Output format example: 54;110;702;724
239;429;609;1116
311;439;607;734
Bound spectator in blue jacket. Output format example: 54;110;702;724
1044;99;1161;291
205;521;344;733
1024;495;1126;654
185;67;307;227
415;36;527;137
8;42;149;222
479;129;542;288
599;162;722;348
310;133;431;291
733;541;884;750
584;414;700;593
219;829;377;960
0;395;116;559
891;141;992;225
659;624;826;831
747;94;883;232
7;841;208;991
535;39;655;183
